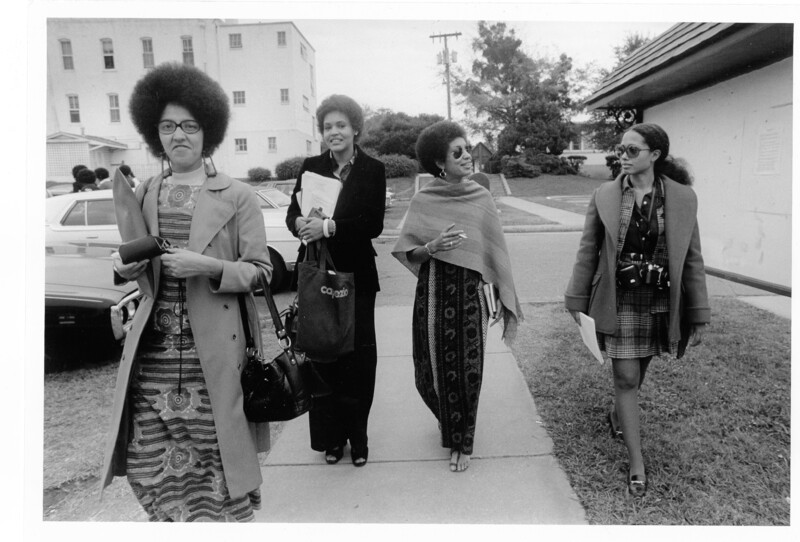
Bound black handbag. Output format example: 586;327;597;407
118;235;171;264
239;271;312;423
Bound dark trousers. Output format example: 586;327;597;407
308;290;377;452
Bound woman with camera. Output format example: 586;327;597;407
565;123;710;498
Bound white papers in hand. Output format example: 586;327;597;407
300;171;342;217
578;313;605;364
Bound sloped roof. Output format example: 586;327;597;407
47;131;128;150
585;22;793;110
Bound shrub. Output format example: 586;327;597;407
275;156;307;180
523;152;578;175
605;154;621;179
501;155;541;178
564;155;587;173
376;153;419;178
247;167;272;184
485;153;503;174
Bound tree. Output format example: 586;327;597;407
453;21;577;156
360;110;445;158
583;32;653;151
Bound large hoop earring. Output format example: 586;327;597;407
438;168;447;179
160;152;172;178
202;152;218;177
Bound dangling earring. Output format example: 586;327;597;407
202;152;218;177
161;152;172;178
438;168;447;179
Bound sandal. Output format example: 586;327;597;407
627;470;648;498
449;450;459;472
351;446;368;467
325;446;343;465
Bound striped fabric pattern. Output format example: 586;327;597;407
412;259;488;455
126;182;260;522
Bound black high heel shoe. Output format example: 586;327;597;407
627;470;648;498
351;446;368;467
325;446;343;465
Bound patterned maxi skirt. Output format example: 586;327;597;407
125;182;260;522
412;259;489;455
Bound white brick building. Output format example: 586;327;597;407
47;18;319;182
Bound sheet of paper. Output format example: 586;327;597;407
300;171;342;217
578;313;605;364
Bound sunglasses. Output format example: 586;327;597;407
614;144;651;159
451;145;472;159
158;119;201;135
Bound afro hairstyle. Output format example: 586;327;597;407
316;94;364;140
415;120;467;176
128;62;230;157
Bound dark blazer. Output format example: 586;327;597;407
286;146;386;292
565;175;711;344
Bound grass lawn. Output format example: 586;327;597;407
512;297;790;525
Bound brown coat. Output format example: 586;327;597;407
100;172;272;499
564;175;710;344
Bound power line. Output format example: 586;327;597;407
430;32;461;120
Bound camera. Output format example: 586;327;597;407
616;261;670;290
642;263;670;290
616;263;642;289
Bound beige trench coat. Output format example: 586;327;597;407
565;175;711;345
100;172;272;499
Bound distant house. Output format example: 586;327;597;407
584;22;792;295
470;141;494;171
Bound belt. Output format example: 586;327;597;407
620;252;647;262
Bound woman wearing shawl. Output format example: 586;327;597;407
392;121;522;473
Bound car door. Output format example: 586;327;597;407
47;197;121;248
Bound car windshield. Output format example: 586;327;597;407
256;189;291;208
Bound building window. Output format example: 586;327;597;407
229;33;242;49
67;95;80;123
233;91;246;105
108;94;120;122
141;38;154;68
300;43;307;61
101;38;115;69
268;137;277;152
277;31;286;47
306;140;312;154
182;36;194;66
280;89;289;104
310;65;315;96
235;138;248;152
60;40;74;70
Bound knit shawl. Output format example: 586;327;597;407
392;178;522;343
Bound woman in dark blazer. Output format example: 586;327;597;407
285;94;386;467
565;123;710;498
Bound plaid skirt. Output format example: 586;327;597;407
598;285;678;360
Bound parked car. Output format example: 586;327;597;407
46;181;74;198
45;243;142;370
255;180;297;197
45;189;295;291
252;187;300;291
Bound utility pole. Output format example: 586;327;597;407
430;32;461;120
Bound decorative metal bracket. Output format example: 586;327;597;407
606;107;641;130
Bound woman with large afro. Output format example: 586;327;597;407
101;62;272;522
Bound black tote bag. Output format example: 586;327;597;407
295;240;355;360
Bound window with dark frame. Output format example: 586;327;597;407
230;33;242;49
182;36;194;65
233;91;246;105
268;137;277;152
101;38;115;69
277;31;286;47
68;95;80;123
60;39;74;70
142;38;154;68
235;138;248;152
280;88;289;104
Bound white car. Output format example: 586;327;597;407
45;189;297;291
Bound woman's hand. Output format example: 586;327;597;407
112;251;147;282
428;223;467;253
298;217;325;243
689;323;706;347
160;248;223;279
568;310;582;325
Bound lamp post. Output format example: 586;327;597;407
430;32;461;120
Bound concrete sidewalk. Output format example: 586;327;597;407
255;305;587;524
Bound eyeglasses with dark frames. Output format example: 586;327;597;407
614;144;651;159
451;145;472;160
157;119;202;135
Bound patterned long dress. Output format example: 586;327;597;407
411;259;489;455
125;180;261;522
